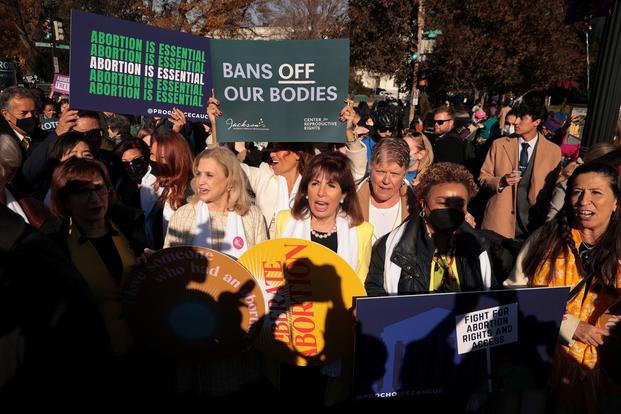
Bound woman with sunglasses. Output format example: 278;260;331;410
113;138;163;249
147;130;194;248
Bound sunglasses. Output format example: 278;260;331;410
434;119;451;125
122;156;146;168
377;128;391;133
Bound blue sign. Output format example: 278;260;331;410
70;10;212;123
353;287;568;400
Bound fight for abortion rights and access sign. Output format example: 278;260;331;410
69;11;348;142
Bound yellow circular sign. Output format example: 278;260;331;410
122;246;265;361
239;238;365;366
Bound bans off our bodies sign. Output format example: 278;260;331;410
70;11;348;142
211;40;348;142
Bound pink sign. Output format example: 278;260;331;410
52;74;70;94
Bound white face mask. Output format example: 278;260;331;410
503;125;515;136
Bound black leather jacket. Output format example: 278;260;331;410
365;214;497;296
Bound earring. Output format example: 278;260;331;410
305;195;308;199
340;197;345;204
419;210;425;218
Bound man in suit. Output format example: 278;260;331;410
0;87;50;195
479;93;561;240
0;87;48;156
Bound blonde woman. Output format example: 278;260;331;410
164;146;267;258
403;131;434;186
164;146;268;398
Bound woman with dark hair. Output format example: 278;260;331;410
41;132;95;206
113;138;164;249
366;162;494;296
276;151;373;283
508;162;621;413
147;130;193;248
208;97;368;237
272;151;372;408
49;131;94;162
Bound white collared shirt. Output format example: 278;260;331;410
12;128;27;143
5;188;29;224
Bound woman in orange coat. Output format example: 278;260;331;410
516;162;621;413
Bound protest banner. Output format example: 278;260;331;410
121;246;265;361
41;117;59;131
70;10;212;123
70;11;349;141
51;73;70;95
238;238;365;366
353;287;568;400
211;39;349;142
567;105;587;145
0;59;17;90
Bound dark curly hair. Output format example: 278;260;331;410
522;162;621;287
415;162;479;204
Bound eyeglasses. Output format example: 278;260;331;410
69;184;110;200
377;128;391;133
434;119;451;125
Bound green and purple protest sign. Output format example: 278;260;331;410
70;10;212;123
69;11;349;142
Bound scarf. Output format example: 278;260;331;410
275;174;301;214
193;201;248;259
532;228;618;370
280;212;359;272
140;166;159;217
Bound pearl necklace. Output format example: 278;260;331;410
310;224;337;239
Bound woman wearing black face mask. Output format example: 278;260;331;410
365;162;496;296
113;139;162;248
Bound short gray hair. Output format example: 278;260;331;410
0;133;22;182
370;137;410;169
0;86;37;111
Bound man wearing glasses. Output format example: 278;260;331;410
431;106;466;165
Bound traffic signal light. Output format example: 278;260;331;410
410;44;418;62
53;20;64;41
42;19;52;41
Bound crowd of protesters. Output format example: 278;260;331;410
1;83;621;413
